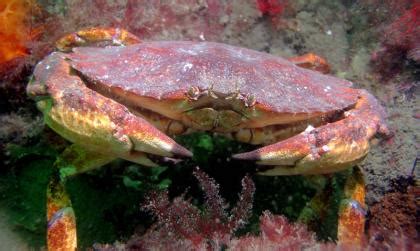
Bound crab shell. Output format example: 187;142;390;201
27;41;388;175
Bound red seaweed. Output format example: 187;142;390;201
132;168;255;249
256;0;287;16
371;2;420;80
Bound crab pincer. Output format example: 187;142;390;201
233;90;389;175
28;51;192;168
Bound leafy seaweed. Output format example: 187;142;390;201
6;143;58;163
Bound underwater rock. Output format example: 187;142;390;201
368;186;419;239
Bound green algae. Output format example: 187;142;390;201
0;142;170;248
0;151;54;247
1;132;350;248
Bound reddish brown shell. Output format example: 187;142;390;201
67;41;358;113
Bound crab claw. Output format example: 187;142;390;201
233;90;389;175
119;115;193;158
30;53;192;163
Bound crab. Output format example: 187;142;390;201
27;28;388;250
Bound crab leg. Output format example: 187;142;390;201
337;167;366;245
288;53;331;74
233;90;389;175
297;168;366;245
47;144;115;251
47;176;76;251
56;27;141;52
46;144;155;250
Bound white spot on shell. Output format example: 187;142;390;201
199;32;205;41
112;38;123;45
179;49;198;56
45;65;50;70
321;145;330;152
326;30;332;35
182;62;193;72
304;125;315;133
307;154;317;161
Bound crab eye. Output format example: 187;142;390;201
187;86;201;100
208;89;218;99
244;94;256;107
225;91;239;100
